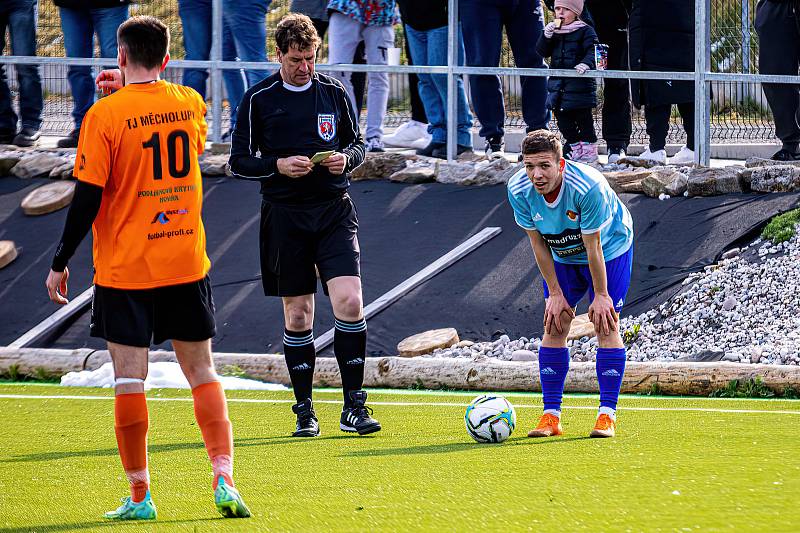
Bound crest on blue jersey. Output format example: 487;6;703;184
317;113;336;141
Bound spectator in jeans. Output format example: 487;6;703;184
178;0;246;137
327;0;397;152
398;0;472;158
0;0;43;146
223;0;270;88
460;0;549;159
54;0;130;148
756;0;800;161
629;0;695;165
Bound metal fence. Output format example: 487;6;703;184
1;0;797;164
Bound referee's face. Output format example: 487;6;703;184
523;151;565;197
278;45;317;87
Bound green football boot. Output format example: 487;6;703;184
104;491;157;520
214;476;251;518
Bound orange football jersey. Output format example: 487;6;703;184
74;80;210;289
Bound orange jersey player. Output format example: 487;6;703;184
45;15;250;521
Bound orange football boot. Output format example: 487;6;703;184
590;413;616;438
527;413;563;437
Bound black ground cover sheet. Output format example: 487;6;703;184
1;176;797;356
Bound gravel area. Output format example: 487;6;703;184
424;225;800;366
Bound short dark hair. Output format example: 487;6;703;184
275;13;321;54
521;129;563;160
117;16;169;70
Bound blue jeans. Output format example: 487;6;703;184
0;0;43;133
59;5;128;130
178;0;247;130
459;0;548;138
405;24;473;147
223;0;270;87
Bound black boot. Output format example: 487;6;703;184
340;390;381;435
291;399;320;437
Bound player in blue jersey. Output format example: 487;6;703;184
507;129;634;438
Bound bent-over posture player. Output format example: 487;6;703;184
45;16;250;520
228;14;380;437
507;130;634;438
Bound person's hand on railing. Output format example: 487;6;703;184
96;69;124;95
574;63;590;74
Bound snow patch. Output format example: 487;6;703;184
60;362;286;391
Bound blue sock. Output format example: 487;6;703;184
538;347;570;415
596;348;627;412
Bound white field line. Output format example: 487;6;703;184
1;394;800;416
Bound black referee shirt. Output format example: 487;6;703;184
229;72;365;204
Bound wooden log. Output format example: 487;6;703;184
2;348;800;396
0;347;95;377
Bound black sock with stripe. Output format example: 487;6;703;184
283;329;315;404
334;317;367;407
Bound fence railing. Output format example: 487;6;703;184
2;0;799;165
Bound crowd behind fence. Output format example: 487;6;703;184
0;0;795;163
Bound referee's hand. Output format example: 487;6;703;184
277;156;313;178
320;152;347;175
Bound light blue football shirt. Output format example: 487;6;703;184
507;160;633;264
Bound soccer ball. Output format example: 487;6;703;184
464;395;517;443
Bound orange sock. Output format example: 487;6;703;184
114;392;150;502
192;381;234;489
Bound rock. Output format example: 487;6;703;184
677;348;725;362
721;248;740;260
0;153;22;175
209;142;231;155
750;165;800;193
351;152;413;181
664;172;689;196
397;328;460;357
461;158;516;186
616;156;662;168
434;160;476;184
602;169;651;194
722;296;738;311
687;167;742;196
745;156;800;169
510;349;538;361
11;153;66;179
457;150;486;162
641;169;687;198
20;180;76;215
48;156;76;180
567;314;595;341
454;340;474;348
199;154;230;176
722;352;741;362
389;161;436;184
0;240;19;269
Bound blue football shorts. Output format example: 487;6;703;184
542;245;633;313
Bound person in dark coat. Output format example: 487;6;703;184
628;0;696;165
537;0;600;163
585;0;631;162
756;0;800;161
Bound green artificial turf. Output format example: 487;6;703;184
1;384;799;532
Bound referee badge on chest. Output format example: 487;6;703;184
318;113;336;141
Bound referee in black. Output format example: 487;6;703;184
229;13;379;438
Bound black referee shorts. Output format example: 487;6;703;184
260;193;360;297
90;276;216;347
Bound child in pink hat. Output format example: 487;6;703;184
537;0;600;163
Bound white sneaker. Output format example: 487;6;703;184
607;149;626;164
668;146;695;165
365;137;385;152
639;148;667;164
382;120;431;149
578;142;599;163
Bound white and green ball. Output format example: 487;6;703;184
464;395;517;443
